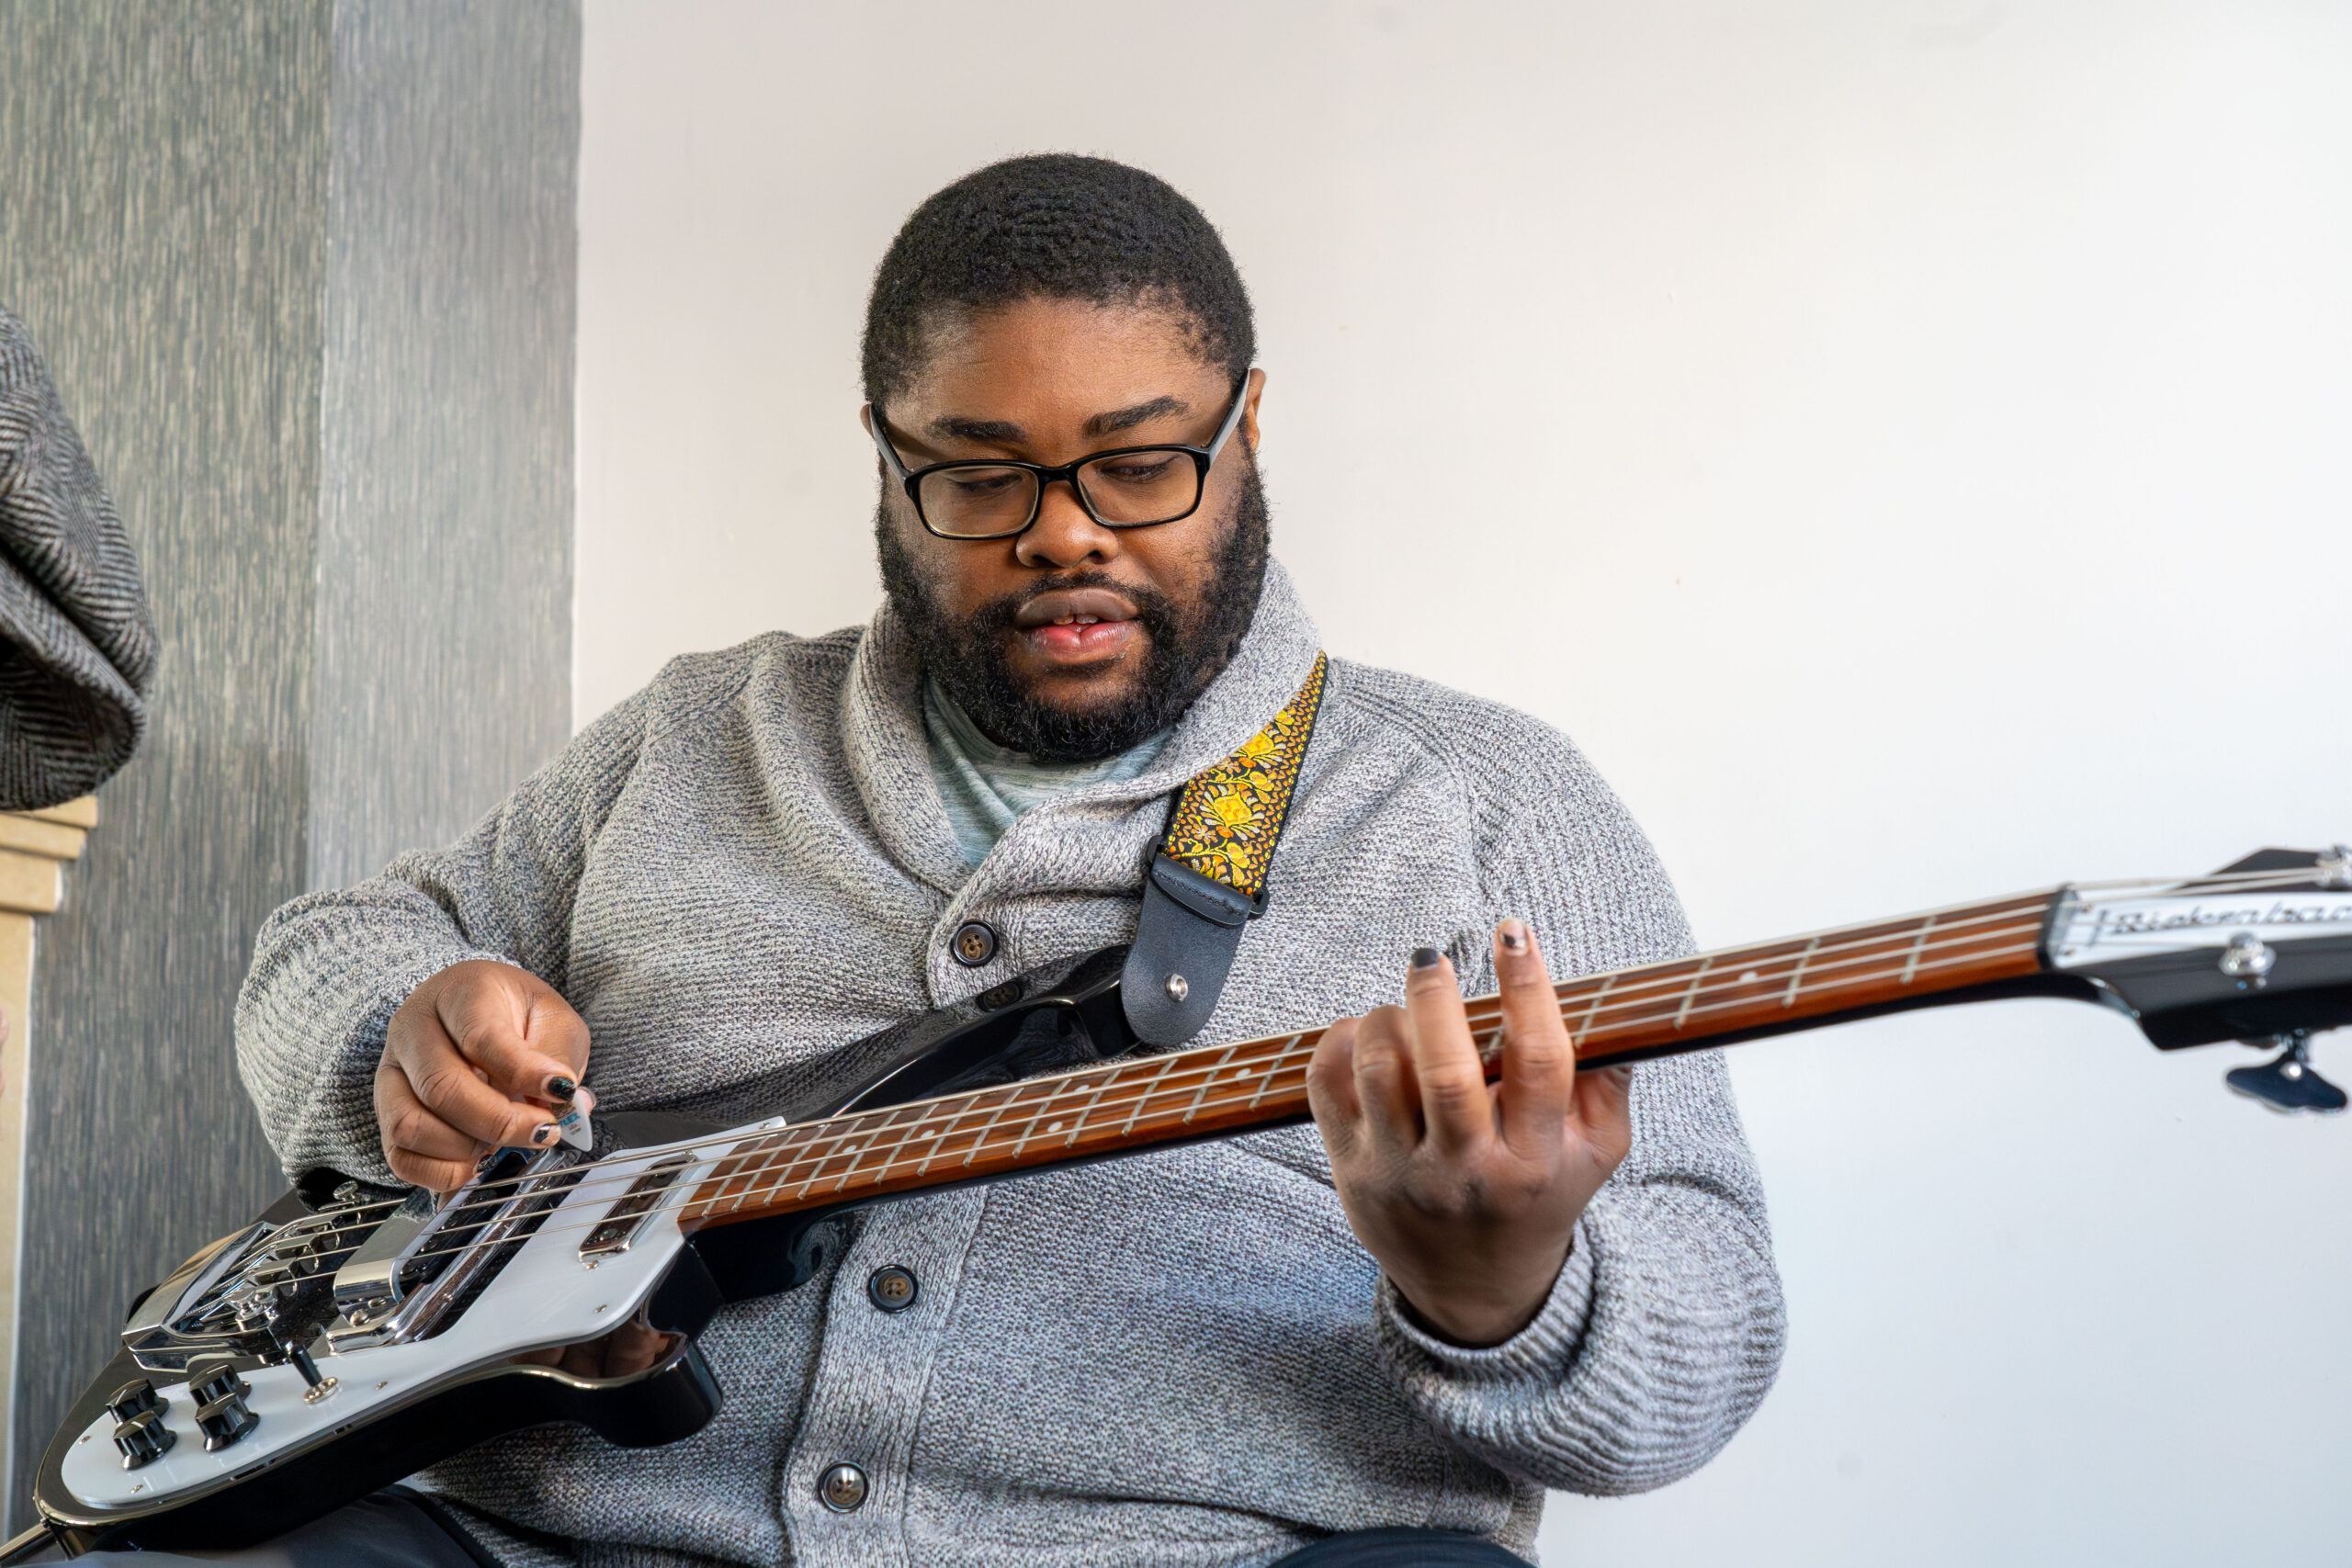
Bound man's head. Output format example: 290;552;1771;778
864;155;1270;762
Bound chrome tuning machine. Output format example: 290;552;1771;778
2225;1031;2347;1114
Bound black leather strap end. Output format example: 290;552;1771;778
1121;855;1260;1046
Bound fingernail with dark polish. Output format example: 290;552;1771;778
1410;945;1443;970
547;1075;577;1100
532;1122;559;1145
1498;919;1528;953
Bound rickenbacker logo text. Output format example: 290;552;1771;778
2082;897;2352;944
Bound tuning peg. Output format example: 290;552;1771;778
2225;1032;2347;1114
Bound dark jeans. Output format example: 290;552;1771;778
39;1492;1529;1567
25;1488;489;1567
1267;1529;1533;1567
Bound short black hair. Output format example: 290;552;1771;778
862;154;1254;410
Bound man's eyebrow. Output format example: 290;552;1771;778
923;395;1192;449
927;415;1025;445
1084;396;1188;437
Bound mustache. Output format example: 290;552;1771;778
964;571;1184;643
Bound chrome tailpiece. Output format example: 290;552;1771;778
326;1145;581;1352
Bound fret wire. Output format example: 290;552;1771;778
724;1136;787;1213
1182;1041;1248;1124
1007;1077;1075;1161
1901;912;1938;985
782;1107;884;1198
1059;1067;1127;1147
1138;1051;1189;1129
958;1087;1023;1168
1117;1052;1180;1135
1577;974;1615;1036
854;1104;922;1189
811;1111;883;1195
1781;936;1823;1008
1673;955;1714;1031
914;1094;979;1176
1250;1036;1312;1110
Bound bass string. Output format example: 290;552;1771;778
386;928;2050;1270
365;910;2052;1251
385;900;2056;1233
686;928;2048;1212
473;908;2046;1234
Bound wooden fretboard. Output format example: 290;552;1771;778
680;890;2055;1229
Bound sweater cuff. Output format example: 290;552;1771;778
289;942;512;1185
1374;1217;1600;1386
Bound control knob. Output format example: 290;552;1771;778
106;1379;164;1425
111;1409;175;1469
186;1359;260;1451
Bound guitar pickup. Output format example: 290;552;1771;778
580;1156;691;1267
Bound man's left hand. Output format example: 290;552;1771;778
1306;920;1633;1347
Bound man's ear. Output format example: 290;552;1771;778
1238;367;1266;455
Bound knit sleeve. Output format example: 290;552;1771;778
1374;724;1786;1495
232;689;650;1184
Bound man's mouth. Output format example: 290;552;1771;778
1012;588;1142;664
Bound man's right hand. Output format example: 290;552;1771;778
376;960;591;1191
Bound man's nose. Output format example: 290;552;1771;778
1014;477;1120;570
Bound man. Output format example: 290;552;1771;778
221;156;1782;1568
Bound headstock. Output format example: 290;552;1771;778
2049;846;2352;1112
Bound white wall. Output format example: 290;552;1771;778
577;4;2352;1563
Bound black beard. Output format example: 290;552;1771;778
876;460;1272;763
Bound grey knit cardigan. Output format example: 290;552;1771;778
235;562;1784;1568
0;308;154;808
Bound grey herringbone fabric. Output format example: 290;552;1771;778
236;562;1784;1568
0;308;155;808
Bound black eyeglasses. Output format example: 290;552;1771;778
865;375;1253;541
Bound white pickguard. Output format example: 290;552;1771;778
60;1136;741;1511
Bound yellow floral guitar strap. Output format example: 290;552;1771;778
1121;652;1329;1045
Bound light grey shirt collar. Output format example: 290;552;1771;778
921;678;1170;870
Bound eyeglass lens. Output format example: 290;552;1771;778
918;450;1201;537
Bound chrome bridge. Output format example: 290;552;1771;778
120;1145;582;1375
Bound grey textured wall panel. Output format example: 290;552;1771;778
0;1;334;1523
0;0;577;1525
315;0;578;891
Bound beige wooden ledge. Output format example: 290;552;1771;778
0;797;96;916
0;794;96;1463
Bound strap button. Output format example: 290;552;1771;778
950;921;998;967
866;1266;918;1313
819;1461;869;1513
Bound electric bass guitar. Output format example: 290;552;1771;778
14;846;2352;1559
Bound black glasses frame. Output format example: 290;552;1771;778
865;374;1254;540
